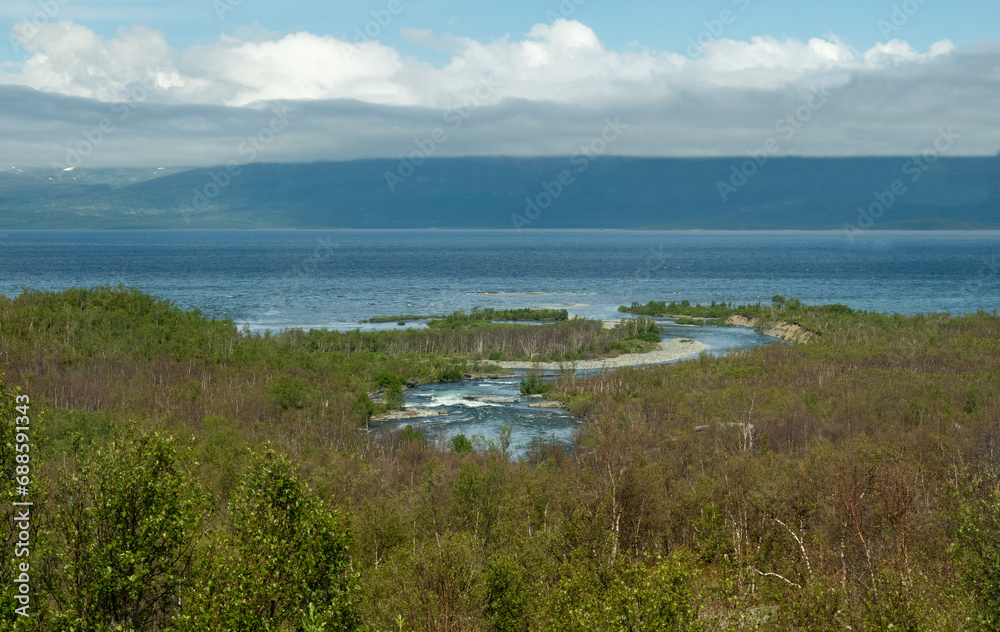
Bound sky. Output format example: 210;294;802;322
1;0;998;168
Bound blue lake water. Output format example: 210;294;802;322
4;229;998;453
3;230;998;330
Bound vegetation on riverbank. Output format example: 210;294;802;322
675;317;728;326
361;307;569;325
2;286;999;630
620;298;742;319
622;296;858;338
359;314;445;323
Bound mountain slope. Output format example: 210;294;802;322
1;156;997;229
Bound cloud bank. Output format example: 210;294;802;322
1;19;998;167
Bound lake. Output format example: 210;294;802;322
3;230;999;331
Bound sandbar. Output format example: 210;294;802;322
495;338;710;370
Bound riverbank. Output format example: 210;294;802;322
495;337;710;370
726;314;817;343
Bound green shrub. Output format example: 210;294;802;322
385;384;406;410
350;393;377;424
177;450;358;631
270;374;310;409
398;425;427;447
450;434;474;454
45;428;210;630
437;365;465;382
543;554;702;631
520;372;550;395
953;471;1000;629
485;555;531;632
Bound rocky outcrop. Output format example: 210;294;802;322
528;400;564;409
463;395;519;404
372;408;448;422
462;372;514;380
726;314;817;343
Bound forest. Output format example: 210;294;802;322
1;286;999;630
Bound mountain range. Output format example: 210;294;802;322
1;156;997;229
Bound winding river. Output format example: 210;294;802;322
378;318;778;457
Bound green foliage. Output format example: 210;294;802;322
373;371;404;388
177;450;358;631
398;425;427;447
363;308;569;325
428;307;569;329
302;602;329;632
620;299;738;319
953;468;1000;630
0;285;239;362
618;298;860;339
773;580;843;631
520;372;551;395
350;393;377;424
270;373;310;409
6;288;1000;630
450;434;474;454
607;317;663;353
384;383;406;410
619;317;662;342
452;459;515;549
485;555;531;631
675;317;726;326
437;365;465;382
359;314;445;323
544;554;702;631
0;286;652;373
43;428;210;630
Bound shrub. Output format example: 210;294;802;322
176;450;359;631
520;372;550;395
398;425;427;447
271;374;310;409
44;429;210;630
450;434;474;454
385;384;406;410
953;471;1000;629
437;365;465;382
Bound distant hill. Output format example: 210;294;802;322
1;156;997;229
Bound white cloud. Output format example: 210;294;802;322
1;18;959;109
0;19;996;167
